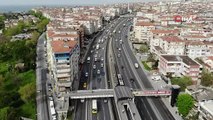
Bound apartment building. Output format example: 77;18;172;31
201;56;213;73
150;29;180;53
153;36;185;57
158;55;202;83
134;21;155;43
50;40;79;93
185;41;211;59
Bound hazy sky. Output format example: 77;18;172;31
0;0;156;6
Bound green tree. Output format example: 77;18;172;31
147;53;155;62
0;107;19;120
171;76;193;91
201;70;213;87
139;44;149;53
0;15;5;29
19;82;36;103
177;94;194;117
36;18;49;33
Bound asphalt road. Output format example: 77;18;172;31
36;33;50;120
116;19;175;120
74;19;122;120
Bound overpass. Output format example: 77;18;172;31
63;88;171;99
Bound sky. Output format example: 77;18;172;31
0;0;156;6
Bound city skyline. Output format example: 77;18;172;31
0;0;157;6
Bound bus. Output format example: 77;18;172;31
50;100;57;120
117;74;124;86
92;99;97;114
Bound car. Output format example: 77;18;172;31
97;70;100;74
115;39;118;41
101;63;104;68
93;65;96;69
94;57;97;62
118;31;121;33
118;48;121;51
81;99;85;103
49;96;53;101
85;72;88;77
83;83;87;88
91;50;93;53
104;99;108;103
118;54;121;57
130;78;134;82
101;57;104;61
134;63;139;68
37;90;41;93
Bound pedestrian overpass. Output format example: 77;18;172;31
63;88;171;99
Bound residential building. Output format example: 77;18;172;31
198;100;213;120
158;55;202;83
50;40;79;93
133;22;155;43
201;56;213;73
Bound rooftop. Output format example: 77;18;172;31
135;22;155;26
151;29;180;34
161;36;184;42
161;55;199;66
51;40;77;53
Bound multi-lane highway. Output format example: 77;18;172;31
74;16;175;120
36;33;50;120
111;18;175;120
74;18;123;120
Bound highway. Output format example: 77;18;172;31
111;18;175;120
74;18;122;120
36;33;50;120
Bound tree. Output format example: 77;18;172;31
18;82;36;103
0;107;19;120
201;70;213;87
147;53;155;62
139;44;149;53
177;94;194;117
171;76;193;91
0;15;5;29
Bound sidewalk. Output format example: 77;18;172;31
127;36;183;120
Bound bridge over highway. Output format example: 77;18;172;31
63;87;171;99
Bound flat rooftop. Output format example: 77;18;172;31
161;55;199;66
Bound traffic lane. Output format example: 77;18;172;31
151;98;175;120
121;24;175;120
74;100;86;120
113;34;158;120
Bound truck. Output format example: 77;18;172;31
92;99;97;114
96;44;100;50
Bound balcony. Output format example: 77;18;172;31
56;64;70;69
56;60;69;64
57;73;71;78
57;69;71;73
57;80;72;87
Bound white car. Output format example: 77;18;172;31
94;57;97;62
85;72;88;77
101;63;104;68
97;70;100;74
134;63;139;69
101;57;104;61
93;65;96;69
